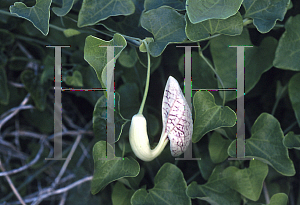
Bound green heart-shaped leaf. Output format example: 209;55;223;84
52;0;75;16
186;166;241;205
140;6;186;57
100;0;151;40
223;160;268;201
192;91;236;143
118;47;138;68
196;138;215;180
243;0;290;33
269;193;288;205
215;125;237;141
117;168;145;190
131;163;191;205
84;34;127;91
93;93;130;142
273;15;300;71
209;132;231;163
288;73;300;127
91;141;140;195
40;55;54;84
247;193;288;205
288;75;300;122
112;182;135;205
78;0;135;27
228;113;295;176
10;0;51;35
283;131;300;150
63;28;81;38
21;70;51;111
65;70;84;87
185;12;243;42
210;28;277;101
186;0;243;24
144;0;186;11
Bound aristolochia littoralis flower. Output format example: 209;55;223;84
129;76;193;161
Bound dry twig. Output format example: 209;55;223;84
0;139;45;176
0;160;26;205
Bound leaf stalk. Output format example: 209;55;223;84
138;39;151;114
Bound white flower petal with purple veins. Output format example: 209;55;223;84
162;76;193;157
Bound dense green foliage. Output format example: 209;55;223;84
0;0;300;204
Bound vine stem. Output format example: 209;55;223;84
48;24;65;32
197;43;226;106
0;9;17;17
138;40;151;114
271;84;287;116
243;18;253;26
283;121;298;135
181;34;221;44
186;170;201;184
89;27;141;46
263;181;270;204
